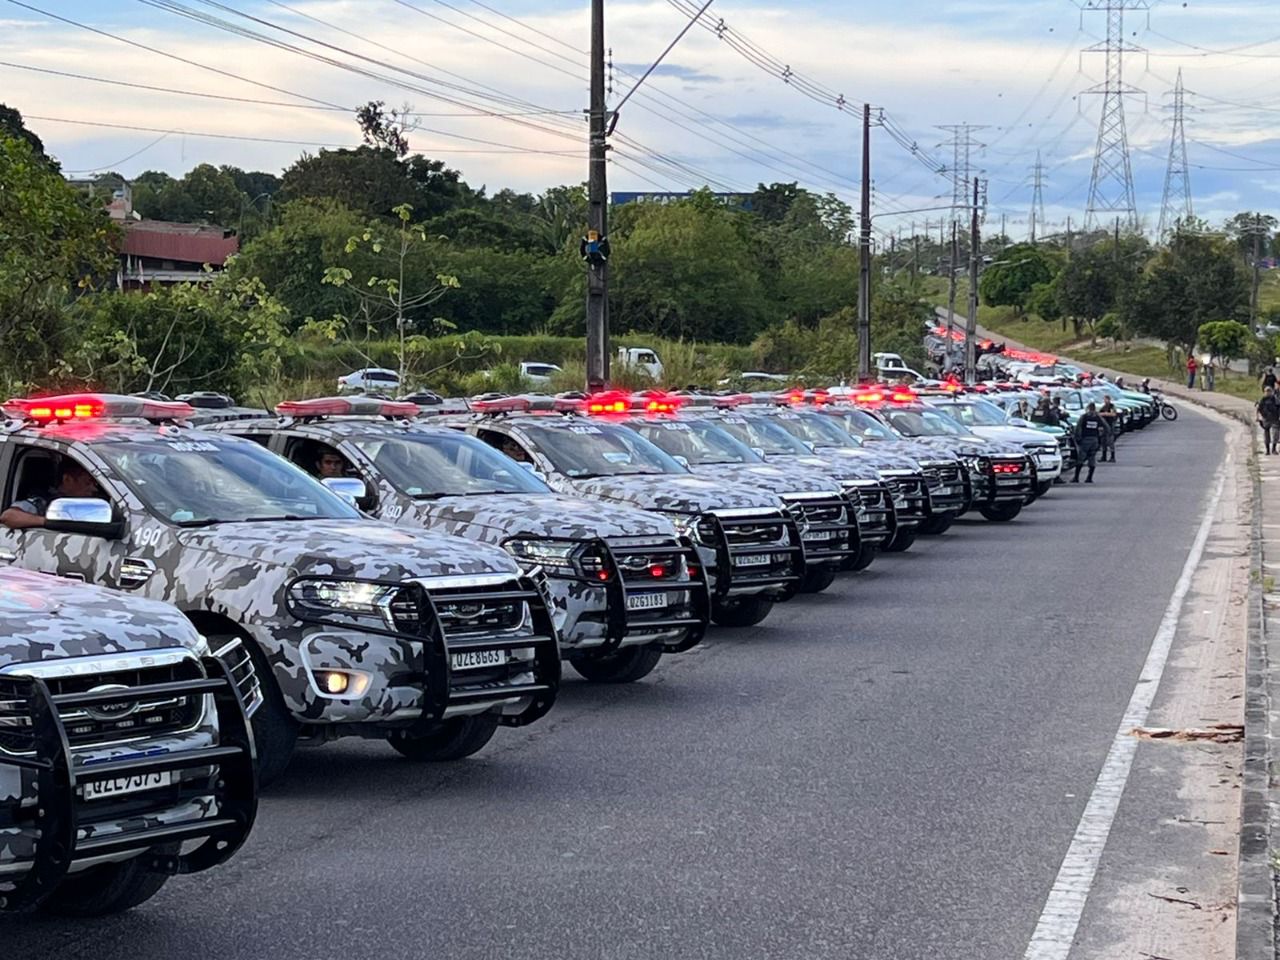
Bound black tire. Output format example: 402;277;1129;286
917;514;954;536
850;543;879;571
570;645;663;683
1161;403;1178;421
711;596;775;628
882;527;917;552
40;846;176;917
979;502;1023;522
210;634;297;788
1035;480;1053;497
797;566;838;594
387;714;500;762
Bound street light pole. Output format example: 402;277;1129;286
857;102;873;382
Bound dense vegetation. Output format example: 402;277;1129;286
1;101;1275;401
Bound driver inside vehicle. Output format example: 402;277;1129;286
497;436;533;464
0;460;102;530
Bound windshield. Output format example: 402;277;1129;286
932;401;1007;427
97;437;360;526
712;414;812;456
770;412;861;448
522;421;686;478
828;408;898;441
351;432;549;499
882;409;968;437
630;419;760;465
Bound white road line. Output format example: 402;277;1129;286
1023;467;1227;960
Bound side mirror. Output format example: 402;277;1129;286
322;476;368;505
518;462;548;483
751;447;767;459
44;498;124;539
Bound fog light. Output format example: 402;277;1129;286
317;670;350;696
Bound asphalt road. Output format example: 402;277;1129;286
6;404;1225;960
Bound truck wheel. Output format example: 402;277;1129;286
40;846;176;916
711;596;774;628
979;502;1023;522
387;715;500;762
883;528;917;552
850;543;879;571
798;567;838;594
1035;481;1053;497
211;634;297;787
918;515;954;536
570;645;662;683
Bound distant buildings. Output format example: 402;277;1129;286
67;175;240;290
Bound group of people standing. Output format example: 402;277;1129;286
1023;392;1119;484
1186;354;1218;391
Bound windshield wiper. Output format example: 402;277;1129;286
223;515;315;523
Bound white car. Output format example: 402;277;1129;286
923;396;1064;486
520;362;562;385
337;367;401;393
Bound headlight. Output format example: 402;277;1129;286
962;456;988;475
504;538;582;578
287;579;398;629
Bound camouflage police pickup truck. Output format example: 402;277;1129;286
203;396;709;685
0;395;560;784
1;568;257;915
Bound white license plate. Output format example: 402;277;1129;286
997;478;1023;486
627;592;670;611
450;649;509;672
805;530;837;541
83;771;173;801
733;553;772;568
1036;455;1058;465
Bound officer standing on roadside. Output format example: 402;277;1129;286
1258;387;1280;456
1097;397;1120;462
1072;402;1111;483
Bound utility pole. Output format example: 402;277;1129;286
912;231;920;285
857;102;872;382
965;177;982;384
1253;213;1263;327
946;219;959;352
585;0;610;392
1066;216;1073;259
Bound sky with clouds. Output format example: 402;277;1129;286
3;0;1278;240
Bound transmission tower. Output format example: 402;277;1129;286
1080;1;1149;233
1030;151;1047;243
1157;69;1193;239
937;124;988;217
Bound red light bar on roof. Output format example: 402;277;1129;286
552;397;585;413
5;393;194;423
585;391;630;415
471;396;532;415
635;392;685;414
852;389;886;405
775;389;807;407
276;397;419;419
714;393;752;409
889;388;918;403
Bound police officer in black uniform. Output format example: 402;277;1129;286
1097;397;1120;462
1072;402;1111;484
1257;386;1280;455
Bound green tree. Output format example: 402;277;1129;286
319;203;460;383
978;243;1057;314
1197;319;1251;367
0;104;52;167
1124;228;1249;352
0;134;116;388
1026;278;1063;327
279;147;472;220
1054;237;1146;337
66;274;290;398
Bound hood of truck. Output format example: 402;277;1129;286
569;473;782;516
0;569;205;664
687;462;841;496
402;492;675;543
176;518;519;581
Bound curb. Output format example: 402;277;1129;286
1239;437;1276;960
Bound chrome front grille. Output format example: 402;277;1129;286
0;650;206;755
